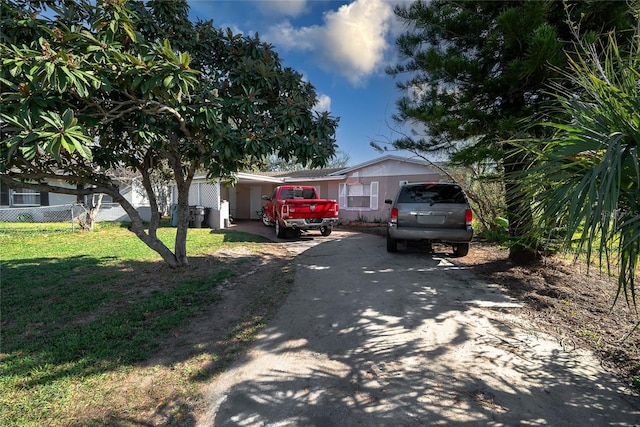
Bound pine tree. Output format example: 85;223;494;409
386;0;634;263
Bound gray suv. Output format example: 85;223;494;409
385;182;473;256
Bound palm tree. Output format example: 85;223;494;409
525;25;639;306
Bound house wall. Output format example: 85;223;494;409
227;159;449;223
48;192;77;206
176;156;453;225
0;178;153;223
331;160;448;223
311;182;331;199
350;173;445;223
95;181;151;222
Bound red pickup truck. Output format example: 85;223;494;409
261;185;339;238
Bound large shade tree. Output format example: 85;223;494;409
0;0;338;268
383;0;633;263
259;149;351;172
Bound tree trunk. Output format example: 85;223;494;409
81;193;103;232
172;178;192;267
109;189;182;268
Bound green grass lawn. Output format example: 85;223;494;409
0;222;276;426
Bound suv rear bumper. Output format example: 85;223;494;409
387;225;473;243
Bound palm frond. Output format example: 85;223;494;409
520;29;640;306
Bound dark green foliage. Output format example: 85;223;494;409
383;0;634;262
520;26;640;304
0;0;338;267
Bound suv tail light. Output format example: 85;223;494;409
390;207;398;224
465;209;473;227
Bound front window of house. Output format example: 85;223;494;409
339;182;378;209
11;188;40;206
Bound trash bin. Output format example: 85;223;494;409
170;204;178;226
189;205;205;228
188;206;195;227
203;207;211;228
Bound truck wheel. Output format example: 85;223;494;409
453;243;469;257
262;212;271;227
320;226;332;236
387;236;398;252
275;218;286;238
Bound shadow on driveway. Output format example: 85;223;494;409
201;225;640;426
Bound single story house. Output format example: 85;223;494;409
174;155;452;228
0;176;153;223
1;155;451;226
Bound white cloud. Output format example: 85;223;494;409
313;94;332;113
264;0;395;86
257;0;308;18
321;0;394;85
264;20;318;51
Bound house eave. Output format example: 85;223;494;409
236;172;285;184
328;154;435;176
283;175;346;183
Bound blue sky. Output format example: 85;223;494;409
188;0;413;166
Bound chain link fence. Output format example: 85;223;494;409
0;204;88;231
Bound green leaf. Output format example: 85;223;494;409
45;62;55;78
180;52;190;68
0;77;19;91
61;109;76;129
60;134;74;152
20;144;38;160
123;22;137;42
41;113;62;129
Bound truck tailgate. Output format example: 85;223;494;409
280;199;338;218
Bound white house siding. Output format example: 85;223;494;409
171;179;230;228
95;180;155;222
172;180;220;209
0;177;145;222
48;192;77;206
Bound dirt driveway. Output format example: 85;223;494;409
199;225;639;426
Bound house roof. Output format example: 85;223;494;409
243;155;437;180
328;154;437;176
212;155;442;185
254;168;345;179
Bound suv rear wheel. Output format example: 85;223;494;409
386;235;398;252
453;242;469;257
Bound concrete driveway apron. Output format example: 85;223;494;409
199;230;639;426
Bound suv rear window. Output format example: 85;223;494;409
397;184;466;204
